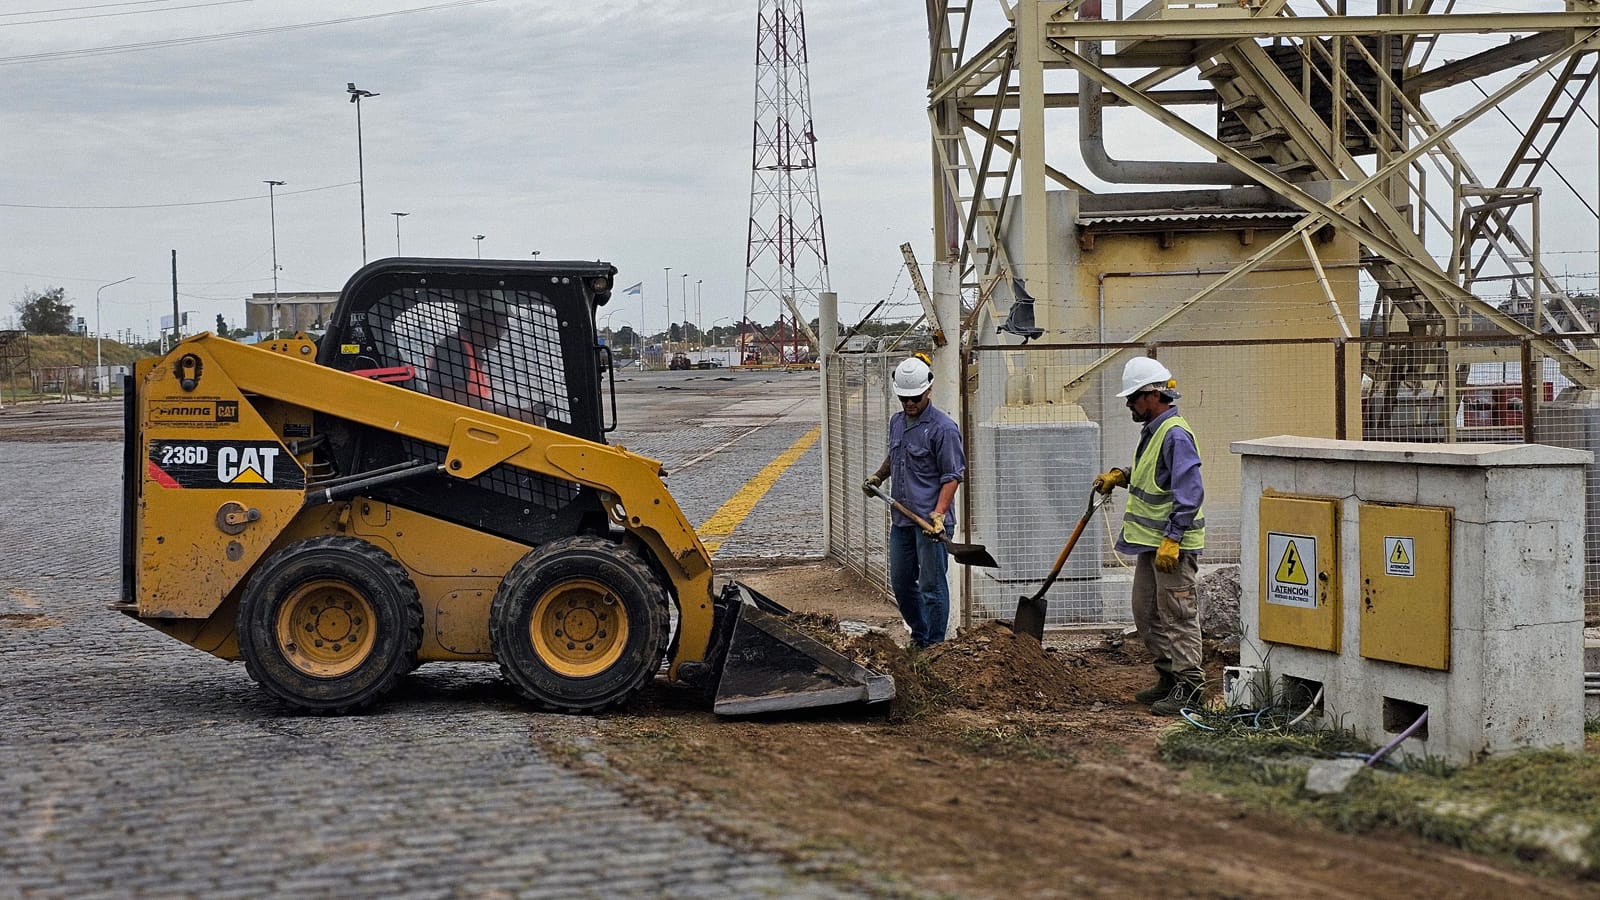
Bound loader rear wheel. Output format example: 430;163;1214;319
489;536;670;713
237;536;423;714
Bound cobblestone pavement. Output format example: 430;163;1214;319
0;373;866;898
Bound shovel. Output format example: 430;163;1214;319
865;483;999;568
1013;490;1110;641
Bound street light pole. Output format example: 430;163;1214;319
662;267;671;356
392;211;409;256
696;279;702;350
347;82;380;263
474;234;485;258
681;273;689;350
96;276;135;381
265;180;285;335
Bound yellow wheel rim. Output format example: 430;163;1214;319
529;578;628;678
274;579;378;678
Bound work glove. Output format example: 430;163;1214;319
924;511;946;537
1155;537;1181;572
1092;468;1128;495
862;474;883;496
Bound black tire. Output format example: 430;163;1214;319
237;535;423;714
489;536;670;714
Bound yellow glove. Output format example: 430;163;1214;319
924;511;946;537
1091;468;1128;495
862;474;883;496
1155;537;1181;572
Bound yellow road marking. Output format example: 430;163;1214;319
698;425;821;555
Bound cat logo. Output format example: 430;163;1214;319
217;446;281;484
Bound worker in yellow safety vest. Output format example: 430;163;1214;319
1092;356;1206;717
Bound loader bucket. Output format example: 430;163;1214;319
711;583;894;716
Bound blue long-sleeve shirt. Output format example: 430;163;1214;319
1115;406;1204;555
887;403;965;530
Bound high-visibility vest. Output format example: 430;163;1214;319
1121;414;1205;551
460;339;491;400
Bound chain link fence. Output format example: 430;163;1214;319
824;353;899;587
826;334;1600;628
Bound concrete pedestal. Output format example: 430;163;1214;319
1235;436;1590;764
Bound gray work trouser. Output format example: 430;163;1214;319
1129;551;1203;684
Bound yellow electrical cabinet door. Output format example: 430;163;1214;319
1359;503;1452;670
1258;494;1341;652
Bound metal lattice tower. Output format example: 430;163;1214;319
744;0;829;363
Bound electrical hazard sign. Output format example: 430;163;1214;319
1384;536;1414;577
1266;532;1317;608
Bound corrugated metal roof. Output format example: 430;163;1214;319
1077;210;1303;224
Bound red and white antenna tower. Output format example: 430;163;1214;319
743;0;829;364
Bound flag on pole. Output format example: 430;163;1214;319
623;282;643;295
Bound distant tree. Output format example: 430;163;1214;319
216;313;228;335
669;323;682;343
614;325;638;350
15;287;75;335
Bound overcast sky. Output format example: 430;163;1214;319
3;1;1595;343
2;0;933;341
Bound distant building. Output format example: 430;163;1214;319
245;292;338;334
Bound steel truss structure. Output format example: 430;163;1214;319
928;0;1600;416
745;0;830;364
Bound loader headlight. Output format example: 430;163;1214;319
591;276;610;293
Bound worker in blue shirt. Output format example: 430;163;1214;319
1093;356;1206;716
863;356;966;648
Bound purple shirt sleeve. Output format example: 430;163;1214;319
935;415;966;486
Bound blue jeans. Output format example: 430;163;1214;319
888;524;950;647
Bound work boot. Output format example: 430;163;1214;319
1149;679;1203;717
1133;670;1176;705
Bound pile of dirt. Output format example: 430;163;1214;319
920;621;1100;712
1198;564;1241;644
785;612;939;721
841;630;936;722
787;614;1110;719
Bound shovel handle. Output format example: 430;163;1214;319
866;483;943;536
1033;491;1108;599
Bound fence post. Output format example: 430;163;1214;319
1522;337;1536;445
819;291;838;556
1334;338;1347;440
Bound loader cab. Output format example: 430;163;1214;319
313;258;618;545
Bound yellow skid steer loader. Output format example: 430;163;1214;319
116;258;891;716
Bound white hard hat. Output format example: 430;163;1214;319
892;356;934;398
1117;356;1177;398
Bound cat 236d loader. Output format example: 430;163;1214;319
116;258;891;716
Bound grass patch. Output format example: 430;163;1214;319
1161;713;1600;875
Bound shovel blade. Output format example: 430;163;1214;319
945;540;999;568
1012;593;1047;641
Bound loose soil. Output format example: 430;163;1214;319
536;561;1600;899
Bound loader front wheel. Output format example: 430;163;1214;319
237;536;423;714
490;536;670;713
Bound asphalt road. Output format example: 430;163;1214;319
0;368;863;898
